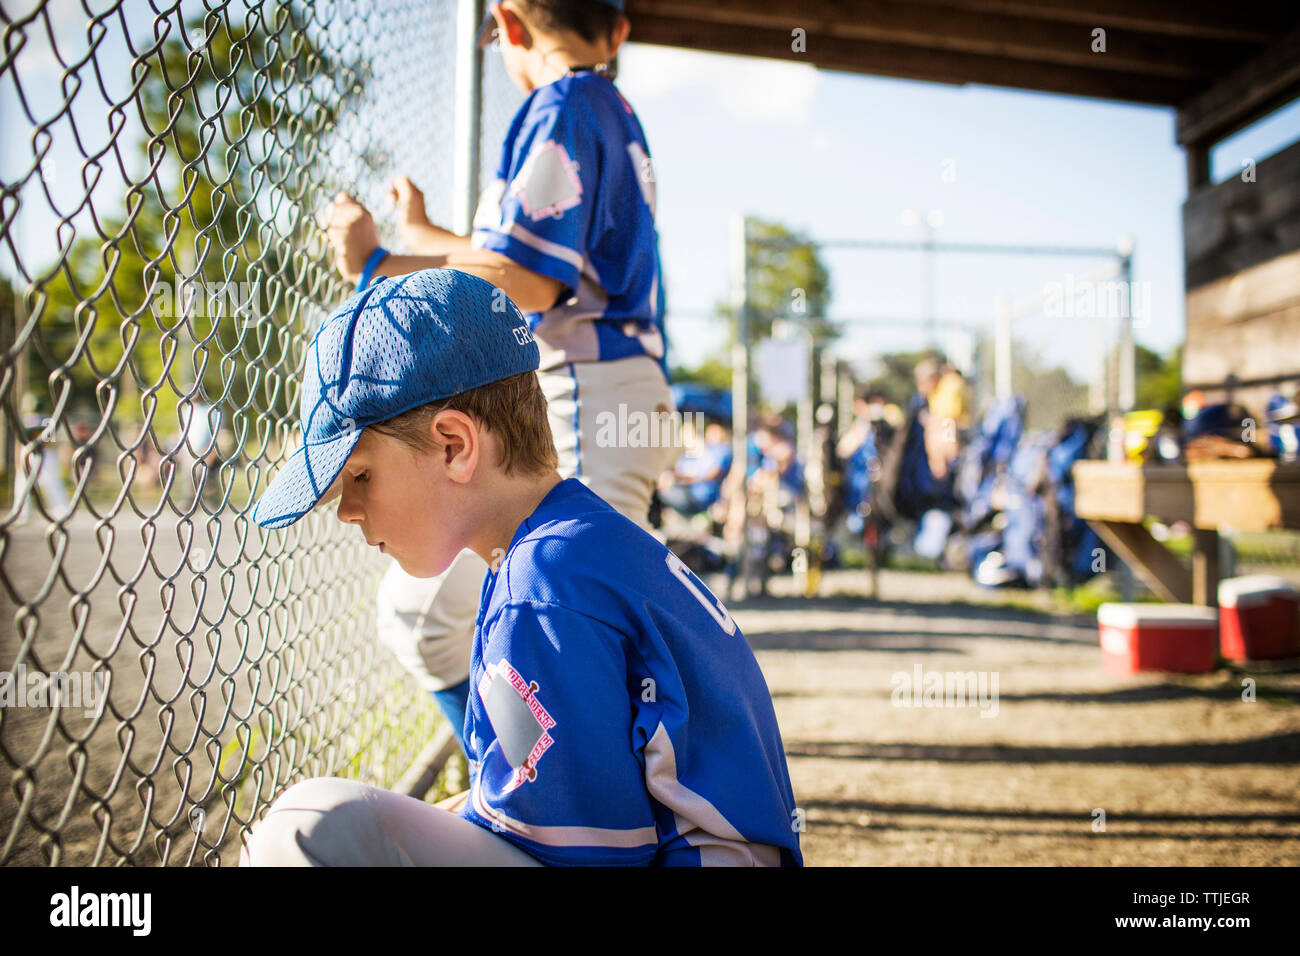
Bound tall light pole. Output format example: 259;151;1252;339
902;208;944;349
730;214;749;502
1116;233;1135;414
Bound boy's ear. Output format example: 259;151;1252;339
497;2;530;48
430;408;480;483
611;14;631;49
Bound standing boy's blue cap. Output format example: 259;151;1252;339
477;0;624;48
251;269;540;530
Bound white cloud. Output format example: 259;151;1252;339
6;0;99;77
619;44;821;126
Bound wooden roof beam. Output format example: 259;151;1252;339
630;0;1257;79
1177;26;1300;147
894;0;1289;43
628;14;1196;104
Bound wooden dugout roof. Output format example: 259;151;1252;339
624;0;1300;150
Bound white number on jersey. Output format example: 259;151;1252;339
665;553;737;636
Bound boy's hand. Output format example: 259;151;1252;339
391;175;431;235
324;192;381;284
389;175;475;256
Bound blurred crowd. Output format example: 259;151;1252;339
656;353;1300;597
652;356;1095;595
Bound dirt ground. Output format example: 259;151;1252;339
721;568;1300;866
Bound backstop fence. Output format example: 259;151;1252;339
0;0;515;866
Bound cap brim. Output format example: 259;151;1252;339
251;427;363;529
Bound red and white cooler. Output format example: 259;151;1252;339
1217;575;1300;662
1097;603;1219;675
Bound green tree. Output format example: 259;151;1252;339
21;3;361;471
1135;343;1182;411
669;356;733;391
0;273;17;503
713;218;836;345
1013;359;1088;431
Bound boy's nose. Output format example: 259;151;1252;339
335;492;363;526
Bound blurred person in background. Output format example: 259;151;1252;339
912;357;941;413
174;399;224;507
658;419;732;519
926;362;971;480
16;396;70;522
837;389;898;537
66;413;101;498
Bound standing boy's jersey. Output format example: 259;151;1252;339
471;71;666;375
460;478;803;866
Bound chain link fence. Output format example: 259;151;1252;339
0;0;499;866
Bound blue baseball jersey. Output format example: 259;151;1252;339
460;477;803;866
470;71;667;376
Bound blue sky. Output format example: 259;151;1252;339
614;42;1300;380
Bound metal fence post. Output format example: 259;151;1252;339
730;214;750;598
995;294;1012;399
1117;237;1136;413
453;0;485;234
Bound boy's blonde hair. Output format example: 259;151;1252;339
368;370;559;476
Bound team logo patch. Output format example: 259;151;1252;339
478;659;556;792
511;140;582;220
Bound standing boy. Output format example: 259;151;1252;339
326;0;677;749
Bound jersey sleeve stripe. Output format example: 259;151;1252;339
643;721;782;866
473;221;585;272
470;778;658;849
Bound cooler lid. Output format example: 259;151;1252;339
1098;603;1219;629
1218;574;1300;607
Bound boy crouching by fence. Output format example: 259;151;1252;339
239;269;802;866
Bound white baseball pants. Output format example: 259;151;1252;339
238;778;541;866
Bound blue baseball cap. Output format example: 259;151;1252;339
251;269;540;529
477;0;624;48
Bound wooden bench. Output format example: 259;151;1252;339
1073;459;1300;605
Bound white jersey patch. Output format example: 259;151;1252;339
479;658;556;793
512;140;583;221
